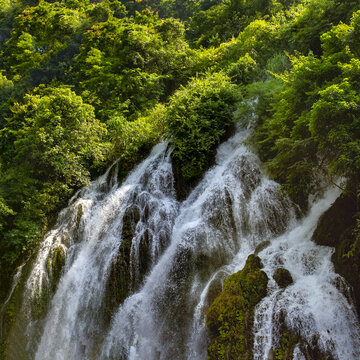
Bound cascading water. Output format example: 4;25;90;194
4;125;360;360
9;142;178;360
101;127;296;360
253;188;360;359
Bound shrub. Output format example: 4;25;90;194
165;72;240;185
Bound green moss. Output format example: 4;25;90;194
43;244;67;306
273;331;298;360
46;253;51;275
206;254;268;360
61;233;70;247
0;261;34;358
31;245;67;319
52;246;66;288
0;277;20;357
272;330;331;360
270;313;334;360
31;287;51;320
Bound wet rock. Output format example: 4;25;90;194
76;204;83;229
254;240;270;255
206;188;236;232
72;204;84;243
51;246;66;288
272;312;336;360
46;245;67;293
103;204;154;323
138;229;152;280
273;268;293;288
273;331;298;360
102;249;130;324
102;205;140;321
206;254;268;360
122;205;140;245
231;154;261;198
313;193;360;317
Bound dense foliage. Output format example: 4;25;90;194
255;11;360;207
0;85;107;288
0;0;360;347
165;72;239;186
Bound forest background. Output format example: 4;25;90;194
0;0;359;312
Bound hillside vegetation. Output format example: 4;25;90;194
0;0;359;324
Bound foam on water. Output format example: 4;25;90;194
253;188;360;360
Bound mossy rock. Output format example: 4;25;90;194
0;268;24;355
273;268;293;288
313;194;356;247
102;250;130;325
32;245;67;319
272;329;333;360
273;331;298;360
138;228;152;280
206;254;269;360
0;262;33;358
31;288;51;320
271;309;336;360
72;204;84;243
46;245;66;293
121;204;140;246
206;188;236;232
52;246;66;287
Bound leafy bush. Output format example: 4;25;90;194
3;86;108;186
2;1;86;76
165;72;240;185
107;104;166;178
187;0;273;48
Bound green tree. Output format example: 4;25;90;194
255;11;360;208
73;11;189;120
165;72;240;186
3;86;108;186
0;85;108;282
1;0;87;80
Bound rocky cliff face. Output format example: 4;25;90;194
313;193;360;317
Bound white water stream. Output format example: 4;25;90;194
4;126;360;359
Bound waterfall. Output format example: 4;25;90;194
253;188;360;359
4;126;360;360
20;142;178;360
101;127;295;360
